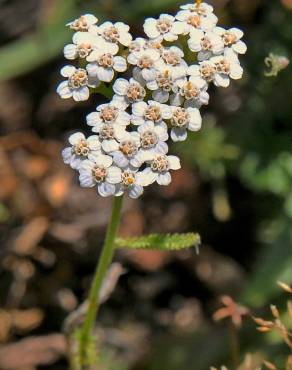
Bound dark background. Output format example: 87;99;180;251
0;0;291;369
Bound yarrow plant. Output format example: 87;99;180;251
57;1;246;368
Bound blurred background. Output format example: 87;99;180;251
0;0;291;369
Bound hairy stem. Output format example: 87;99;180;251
79;195;124;366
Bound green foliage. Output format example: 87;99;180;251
0;0;77;81
115;233;201;251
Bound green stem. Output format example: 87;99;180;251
79;195;124;366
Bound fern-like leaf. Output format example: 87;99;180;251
115;233;201;251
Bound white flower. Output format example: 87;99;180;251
156;46;188;73
112;78;146;109
63;32;100;60
188;29;224;61
179;3;217;20
131;100;171;126
97;21;132;54
188;60;216;85
137;121;169;159
115;168;145;199
143;14;185;42
78;156;122;197
210;49;243;87
86;103;130;152
111;131;142;169
57;65;99;101
214;27;247;55
86;49;127;83
62;132;101;170
139;154;181;186
128;48;160;82
128;37;147;53
170;77;209;108
87;102;131;127
67;14;98;33
169;106;202;141
146;66;187;104
176;3;218;33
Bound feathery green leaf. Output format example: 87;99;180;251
115;233;201;251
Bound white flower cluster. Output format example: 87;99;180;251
58;3;246;198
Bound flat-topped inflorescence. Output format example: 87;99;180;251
58;2;246;199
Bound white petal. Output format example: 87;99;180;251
102;41;119;55
86;112;102;127
189;76;207;88
131;116;145;126
189;28;204;40
152;89;169;103
98;182;116;197
171;21;185;35
97;67;115;82
187;39;201;52
83;14;98;25
142;68;157;81
199;91;209;105
79;173;95;188
60;65;76;77
233;40;247;54
163;32;178;42
175;10;188;21
230;64;243;79
138;121;154;134
87;135;101;150
102;139;119;153
156;141;168;154
160;104;172;119
115;22;130;32
94;154;112;167
69;132;85;145
144;18;160;38
113;78;129;95
128;185;143;198
198;50;212;61
132;101;147;117
64;44;78;60
79;159;94;172
146;79;159;91
116;111;131;126
57;81;72;99
168;155;181;170
171;128;187;142
70;156;82;170
188;109;202;131
72;86;90;101
230;27;244;39
139;168;157;185
86;63;99;77
214;73;230;87
119;32;132;46
113;56;127;72
113;151;129;168
188;64;200;77
127;53;139;65
157;172;171;186
62;147;73;164
111;95;128;110
114;126;127;139
88;75;100;88
132;67;146;85
107;167;122;184
170;93;183;107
